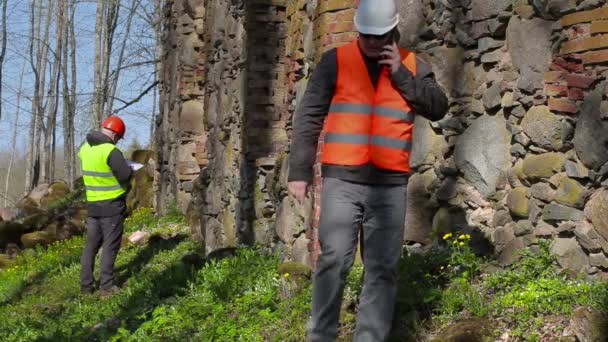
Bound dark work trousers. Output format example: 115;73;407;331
308;177;407;342
80;214;124;291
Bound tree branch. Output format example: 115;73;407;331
113;80;159;113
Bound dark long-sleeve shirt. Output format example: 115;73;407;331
288;46;448;185
83;131;132;217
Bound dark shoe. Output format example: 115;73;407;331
98;286;120;298
81;286;95;295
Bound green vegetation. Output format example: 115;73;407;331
389;234;608;340
1;208;606;341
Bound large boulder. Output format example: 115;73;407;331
21;231;56;249
26;183;50;207
551;237;589;272
521;106;568;151
585;189;608;242
404;172;437;245
455;114;511;197
507;17;553;93
396;0;425;48
410;116;447;169
574;84;608;170
40;181;71;209
127;149;156;212
427;47;485;97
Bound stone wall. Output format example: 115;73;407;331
158;0;608;274
400;0;608;275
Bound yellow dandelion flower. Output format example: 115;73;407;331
443;233;453;240
458;234;467;240
459;242;465;246
283;273;290;278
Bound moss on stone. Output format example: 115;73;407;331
512;159;526;184
432;207;452;240
222;209;237;247
553;175;585;208
278;261;312;279
21;231;56;249
507;187;529;217
522;152;565;180
430;319;494;342
0;254;15;269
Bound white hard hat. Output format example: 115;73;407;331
354;0;400;35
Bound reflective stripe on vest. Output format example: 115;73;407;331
321;40;417;172
78;142;127;202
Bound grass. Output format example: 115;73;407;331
1;208;607;341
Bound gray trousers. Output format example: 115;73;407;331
309;177;407;342
80;214;124;291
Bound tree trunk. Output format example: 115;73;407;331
37;0;54;184
42;0;65;183
150;0;163;145
4;63;26;207
62;0;74;187
92;0;106;126
25;0;42;191
69;0;77;182
0;0;8;123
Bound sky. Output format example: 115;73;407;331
0;0;158;155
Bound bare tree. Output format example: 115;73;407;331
0;0;8;123
107;0;141;115
41;0;67;183
4;63;26;207
62;0;77;187
91;0;121;125
150;0;162;144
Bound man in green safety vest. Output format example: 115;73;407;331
78;115;133;297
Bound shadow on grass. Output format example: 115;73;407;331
114;233;188;287
73;243;242;340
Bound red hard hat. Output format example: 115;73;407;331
102;115;126;138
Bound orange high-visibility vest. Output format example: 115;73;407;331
321;40;417;172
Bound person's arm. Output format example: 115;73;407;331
287;49;337;184
107;148;132;186
391;56;448;121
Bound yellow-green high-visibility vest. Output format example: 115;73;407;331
78;142;127;202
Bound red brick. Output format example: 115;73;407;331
544;71;566;83
544;84;568;96
560;34;608;54
579;49;608;64
549;62;568;72
317;0;356;14
565;73;596;89
592;20;608;34
568;87;585;100
553;57;584;72
561;6;608;27
548;98;578;114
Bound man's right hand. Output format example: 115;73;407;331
288;181;309;204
